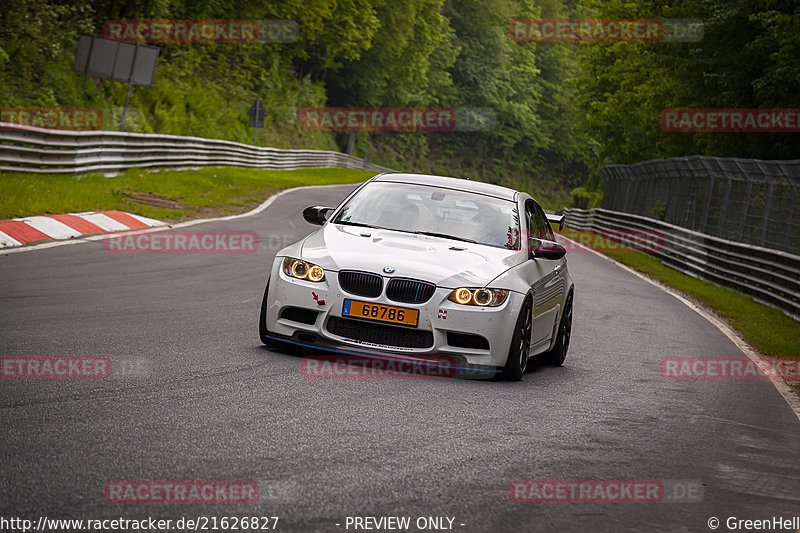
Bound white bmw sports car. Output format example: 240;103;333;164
259;173;574;380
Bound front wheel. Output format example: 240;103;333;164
499;297;533;381
541;293;573;366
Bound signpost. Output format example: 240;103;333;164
73;34;159;131
247;98;266;145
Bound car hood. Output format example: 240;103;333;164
300;224;524;287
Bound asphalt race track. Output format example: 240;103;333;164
1;183;799;532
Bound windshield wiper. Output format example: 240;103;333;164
412;231;478;244
335;220;380;229
336;223;476;244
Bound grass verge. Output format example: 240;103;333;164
0;167;376;222
561;229;799;363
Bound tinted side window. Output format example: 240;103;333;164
526;200;551;241
525;201;536;240
533;202;555;241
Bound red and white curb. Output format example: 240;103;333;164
0;211;165;248
0;184;349;255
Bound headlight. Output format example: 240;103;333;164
283;257;326;282
447;288;509;307
453;288;473;305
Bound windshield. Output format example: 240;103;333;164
332;182;520;250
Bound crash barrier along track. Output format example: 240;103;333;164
562;208;800;318
0;122;392;175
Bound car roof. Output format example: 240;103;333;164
372;172;518;201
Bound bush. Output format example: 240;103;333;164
651;201;667;220
568;186;602;209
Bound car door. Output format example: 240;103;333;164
526;200;565;346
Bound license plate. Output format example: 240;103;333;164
342;299;419;327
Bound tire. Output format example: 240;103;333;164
500;297;533;381
542;292;573;366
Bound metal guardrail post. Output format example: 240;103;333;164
737;179;753;243
717;176;732;240
761;181;775;246
700;175;714;234
784;184;796;251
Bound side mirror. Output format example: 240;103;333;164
546;213;565;231
302;206;334;226
530;238;566;260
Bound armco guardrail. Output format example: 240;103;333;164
563;207;800;318
0;123;393;175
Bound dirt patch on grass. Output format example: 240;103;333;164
122;191;185;210
179;192;279;221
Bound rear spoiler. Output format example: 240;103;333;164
546;213;565;231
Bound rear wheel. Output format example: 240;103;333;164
542;293;573;366
500;297;533;381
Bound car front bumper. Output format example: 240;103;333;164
264;260;525;376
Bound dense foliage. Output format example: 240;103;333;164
1;0;798;207
577;0;800;167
